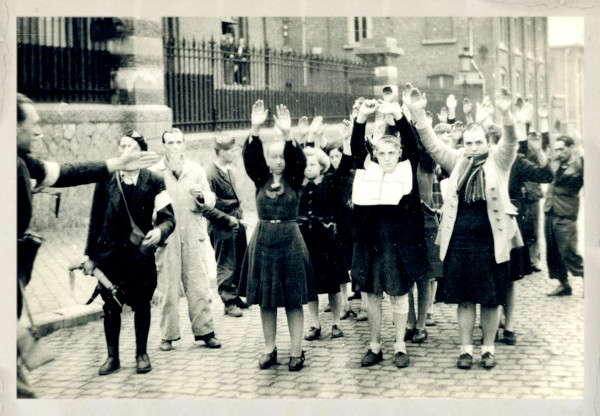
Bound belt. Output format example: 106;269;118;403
261;219;296;224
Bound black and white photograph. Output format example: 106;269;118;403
4;3;598;415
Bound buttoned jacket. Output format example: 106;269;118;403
415;122;523;264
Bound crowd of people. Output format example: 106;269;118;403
16;82;584;395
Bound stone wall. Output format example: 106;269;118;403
30;103;172;232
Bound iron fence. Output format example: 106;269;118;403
17;17;116;103
164;36;375;132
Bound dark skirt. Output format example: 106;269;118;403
443;200;509;306
422;210;443;282
299;219;346;296
509;246;531;282
239;221;313;308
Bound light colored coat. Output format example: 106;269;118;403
415;122;523;264
151;158;218;340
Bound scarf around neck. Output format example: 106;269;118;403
455;152;488;203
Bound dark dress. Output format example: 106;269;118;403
350;118;429;296
443;196;510;306
298;156;353;296
239;136;314;308
326;155;356;275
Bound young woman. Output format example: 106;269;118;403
238;100;312;372
405;87;522;370
299;143;353;341
350;99;429;369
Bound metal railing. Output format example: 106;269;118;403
17;17;116;103
164;36;375;132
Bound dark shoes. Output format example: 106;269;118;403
456;353;473;370
235;298;250;309
412;329;428;344
480;352;497;369
304;326;321;341
288;351;306;372
531;265;542;273
547;284;572;297
258;348;277;369
98;356;120;376
224;303;243;317
503;330;517;345
404;327;415;342
393;352;410;368
361;349;383;367
340;309;357;320
356;310;368;321
425;313;436;326
331;325;344;338
136;353;152;374
205;336;222;349
160;340;174;351
324;304;332;312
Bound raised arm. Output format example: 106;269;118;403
272;104;306;191
404;89;461;174
494;88;518;172
350;99;378;168
243;99;271;188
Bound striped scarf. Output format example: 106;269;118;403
455;153;488;203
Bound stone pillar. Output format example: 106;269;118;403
107;18;172;143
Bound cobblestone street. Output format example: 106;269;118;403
26;268;583;400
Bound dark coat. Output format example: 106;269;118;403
544;154;584;220
350;117;429;295
85;170;175;308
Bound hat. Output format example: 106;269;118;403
123;130;148;151
214;136;236;151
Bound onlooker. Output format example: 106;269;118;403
544;136;584;296
151;128;222;352
204;136;250;318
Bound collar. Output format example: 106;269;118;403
302;175;323;186
214;160;232;174
120;170;140;185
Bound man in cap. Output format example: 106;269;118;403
203;135;249;318
150;128;222;352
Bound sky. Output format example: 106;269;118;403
548;16;584;46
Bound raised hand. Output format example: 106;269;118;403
475;98;494;123
446;94;457;110
463;97;472;114
437;107;448;123
376;99;402;118
339;119;352;140
298;116;309;136
404;87;427;113
495;87;512;114
273;104;292;138
251;99;269;127
309;115;324;134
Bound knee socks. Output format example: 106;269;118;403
134;308;151;355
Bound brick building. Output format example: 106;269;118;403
173;17;549;126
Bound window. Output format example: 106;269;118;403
428;74;454;89
499;18;509;48
527;73;534;97
538;74;545;101
525;19;533;56
423;18;455;44
347;17;372;44
515;70;522;95
535;19;546;60
499;67;508;88
513;18;523;53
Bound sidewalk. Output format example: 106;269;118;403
21;212;259;336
